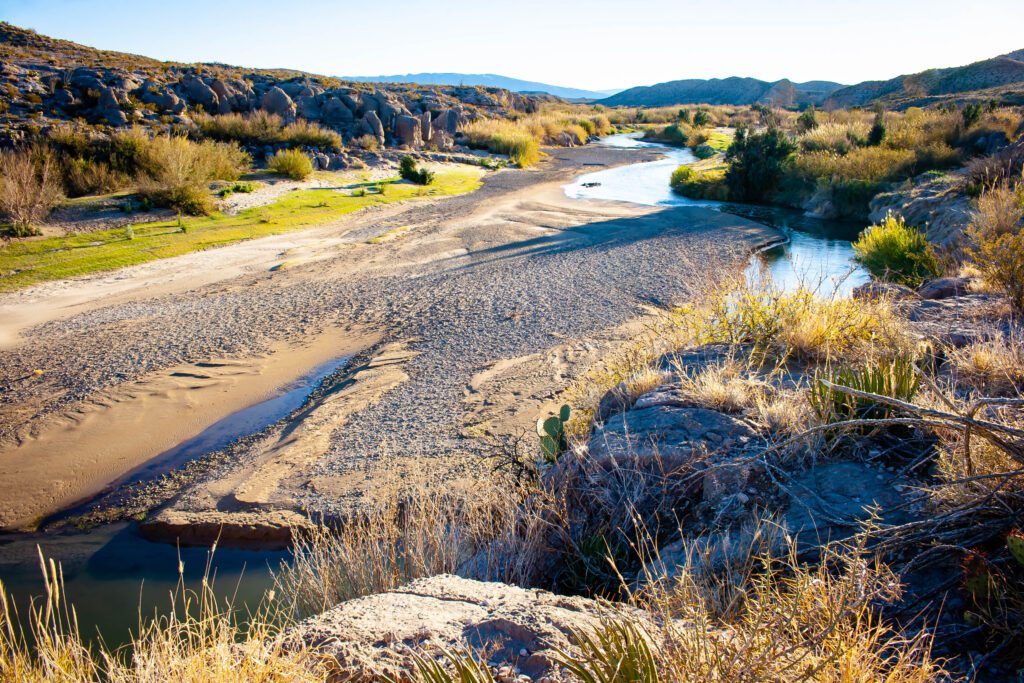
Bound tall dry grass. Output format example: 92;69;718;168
460;112;612;167
0;548;328;682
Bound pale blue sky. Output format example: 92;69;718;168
3;0;1022;91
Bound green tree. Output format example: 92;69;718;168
797;105;818;133
693;109;711;127
725;126;796;202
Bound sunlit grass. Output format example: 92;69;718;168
0;167;483;292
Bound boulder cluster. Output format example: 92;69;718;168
0;53;536;150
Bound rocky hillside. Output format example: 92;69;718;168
0;22;538;148
598;77;844;108
825;49;1024;109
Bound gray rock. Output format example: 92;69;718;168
917;276;972;300
293;574;635;681
851;281;916;301
295;95;321;120
784;461;918;545
361;110;386;147
321;97;354;124
183;77;219;113
419;111;432;145
52;88;77;108
261;86;296;120
588;404;756;466
395;114;423;148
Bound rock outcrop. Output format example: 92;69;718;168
0;22;536;150
294;574;624;682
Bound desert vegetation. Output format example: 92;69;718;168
668;103;1024;220
460;109;612;167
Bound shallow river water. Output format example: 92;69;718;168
564;133;870;296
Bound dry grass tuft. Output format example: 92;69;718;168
948;331;1024;396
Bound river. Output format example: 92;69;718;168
564;133;870;296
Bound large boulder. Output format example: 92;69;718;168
321;97;355;124
419;111;432;145
433;109;461;134
293;574;628;681
295;95;321;120
261;86;297;120
361;110;386;147
395;114;423;148
183;77;219;112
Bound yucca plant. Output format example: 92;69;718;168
809;356;920;424
403;645;496;683
553;619;661;683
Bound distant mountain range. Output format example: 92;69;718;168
598;78;845;108
824;49;1024;108
341;73;617;101
600;49;1024;110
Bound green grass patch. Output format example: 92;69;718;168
704;130;734;152
0;168;483;292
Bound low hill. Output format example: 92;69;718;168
599;77;844;108
342;73;614;101
0;22;538;147
825;49;1024;109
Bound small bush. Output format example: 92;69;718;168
282;119;342;151
809;357;920;424
853;212;940;287
0;145;64;236
267;148;313;180
353;134;379;151
669;165;729;200
399;155;435;185
693;144;715;160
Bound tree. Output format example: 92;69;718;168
961;102;984;129
868;106;886;146
693;109;711;127
725;126;796;202
797;105;819;133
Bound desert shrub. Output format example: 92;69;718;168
674;284;911;363
647;123;687;145
725;127;796;202
792;146;916;183
669;166;729;200
964;144;1024;194
136;136;250;214
853;212;940;286
399;155;434;185
692;109;711;127
797;106;818;132
868;109;886;146
966;182;1024;311
948;331;1024;395
196;110;283;145
461;119;540;167
282;119;342;151
61;156;128;196
267;148;313;180
962;102;984;129
798;120;870;154
353;133;379;151
0;145;64;236
693;144;715;160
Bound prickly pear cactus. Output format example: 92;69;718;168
963;553;995;604
537;404;571;463
1008;530;1024;568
